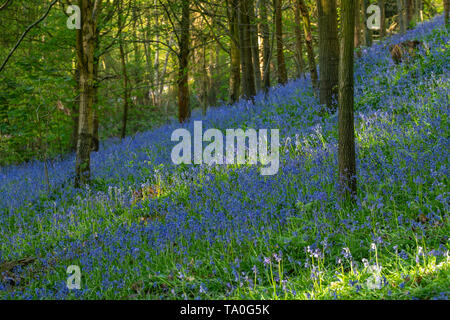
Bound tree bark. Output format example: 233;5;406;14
406;0;414;28
71;58;80;151
293;0;305;78
239;0;256;99
91;55;100;151
274;0;287;84
259;0;271;92
249;0;262;92
363;0;373;46
153;0;160;107
354;0;361;48
317;0;339;111
414;0;423;23
118;1;130;139
379;0;386;39
297;0;318;91
397;0;406;34
75;0;98;186
338;0;357;200
445;0;449;25
207;43;219;106
178;0;190;122
228;0;241;103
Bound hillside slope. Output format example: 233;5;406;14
0;16;449;299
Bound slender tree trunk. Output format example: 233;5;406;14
274;0;287;84
397;0;406;34
91;56;99;150
445;0;449;25
91;26;100;151
207;43;219;106
75;0;97;186
159;41;171;107
118;0;129;139
317;0;339;111
259;0;271;92
239;0;256;99
354;0;361;48
131;4;142;105
118;41;129;139
406;0;413;28
298;0;318;91
154;0;160;107
140;10;153;106
379;0;386;38
293;0;305;78
415;0;423;22
249;0;262;92
238;3;248;97
199;34;208;115
338;0;357;200
363;0;373;46
229;0;241;104
71;59;80;151
178;0;190;122
413;0;419;23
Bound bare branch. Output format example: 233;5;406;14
0;0;58;73
0;0;12;11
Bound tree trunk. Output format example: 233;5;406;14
118;42;129;139
317;0;339;111
414;0;423;23
91;29;100;151
274;0;287;84
249;0;262;92
297;0;318;91
207;43;219;106
118;0;129;139
406;0;413;28
228;0;241;103
293;0;305;78
259;0;271;92
153;0;160;107
338;0;357;200
354;0;361;48
75;0;97;186
378;0;386;38
445;0;449;25
91;3;103;152
71;59;80;151
201;38;208;115
363;0;373;46
397;0;406;34
178;0;190;122
239;0;256;99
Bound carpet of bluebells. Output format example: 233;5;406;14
0;16;449;300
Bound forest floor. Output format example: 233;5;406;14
0;16;449;299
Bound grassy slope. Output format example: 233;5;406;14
0;17;449;299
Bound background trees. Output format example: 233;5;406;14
0;0;445;170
